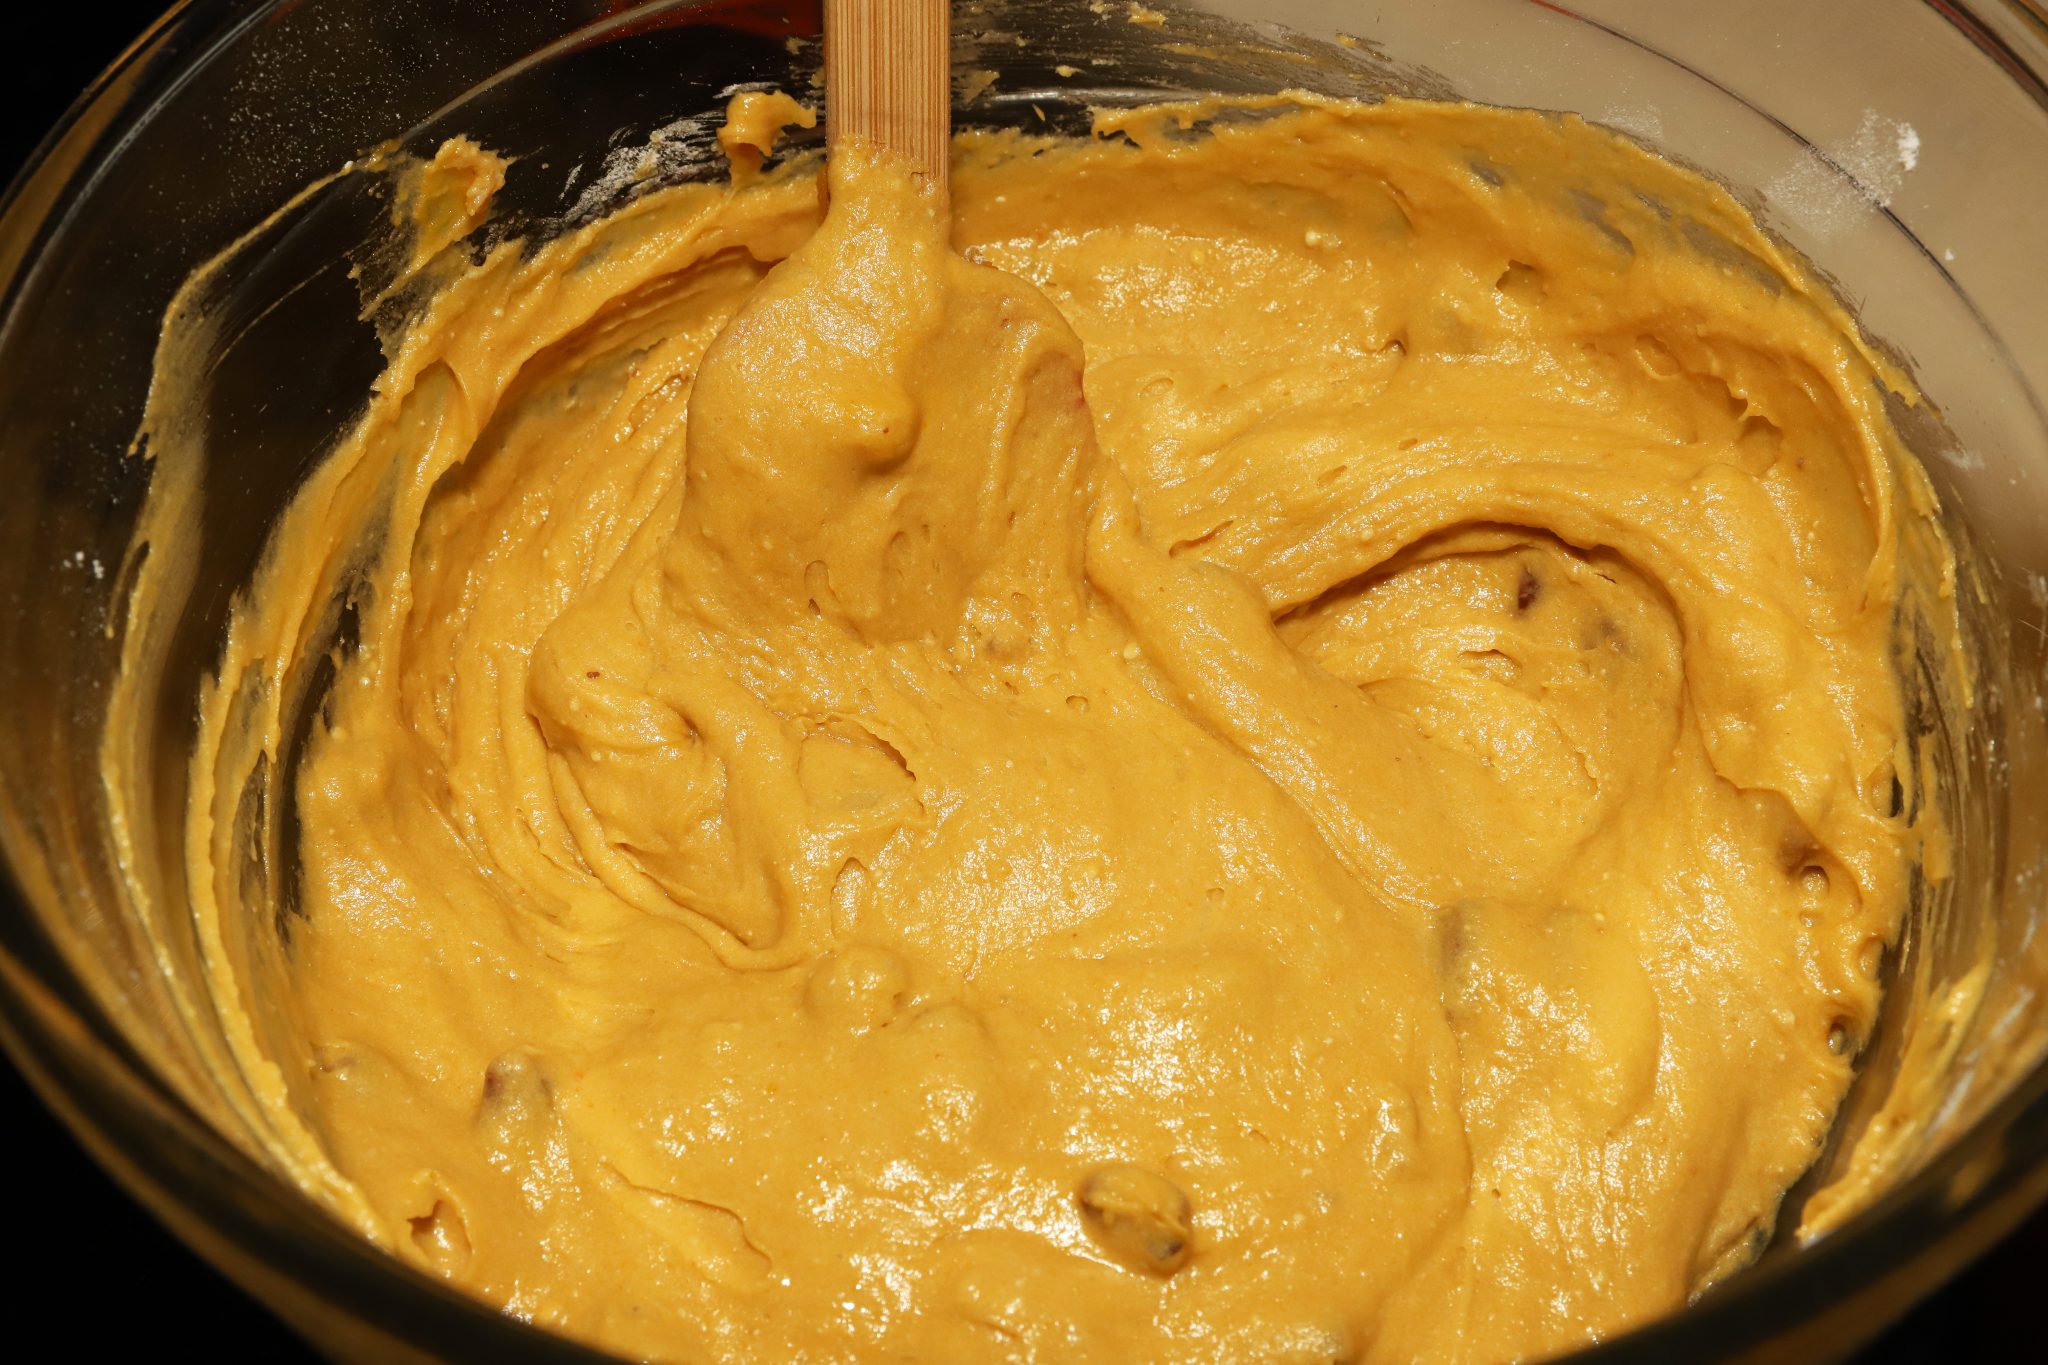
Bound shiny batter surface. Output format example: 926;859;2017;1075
189;95;1938;1362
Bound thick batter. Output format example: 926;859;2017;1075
184;94;1944;1362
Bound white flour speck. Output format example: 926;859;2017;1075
1764;110;1922;234
1833;110;1919;206
1601;104;1665;143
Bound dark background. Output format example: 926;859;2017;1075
2;3;2040;1360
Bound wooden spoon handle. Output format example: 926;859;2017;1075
824;0;953;195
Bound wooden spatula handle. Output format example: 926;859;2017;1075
824;0;953;194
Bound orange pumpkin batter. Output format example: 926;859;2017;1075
181;93;1942;1362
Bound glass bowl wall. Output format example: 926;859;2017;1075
1;1;2044;1360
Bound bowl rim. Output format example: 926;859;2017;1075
3;0;2047;1360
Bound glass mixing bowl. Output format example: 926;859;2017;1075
2;1;2045;1360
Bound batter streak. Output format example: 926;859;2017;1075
180;94;1946;1362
